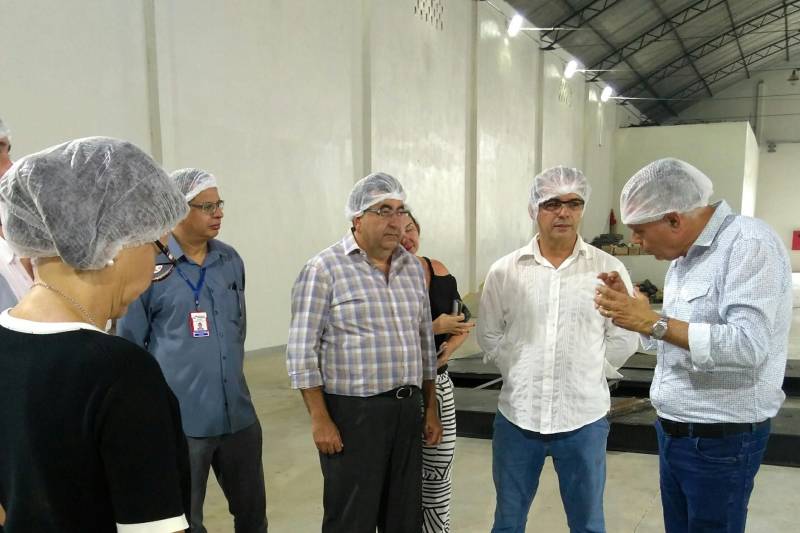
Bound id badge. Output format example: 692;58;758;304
189;311;211;338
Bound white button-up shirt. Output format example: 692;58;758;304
0;236;33;309
478;236;639;434
644;201;791;424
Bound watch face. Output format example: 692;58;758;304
652;318;668;339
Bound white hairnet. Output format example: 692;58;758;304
345;172;406;220
528;166;592;219
171;168;218;201
0;118;10;140
620;158;713;225
0;137;188;270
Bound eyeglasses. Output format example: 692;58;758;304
152;241;179;282
539;199;585;212
363;207;412;219
188;200;225;215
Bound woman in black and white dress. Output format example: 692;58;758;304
402;213;475;533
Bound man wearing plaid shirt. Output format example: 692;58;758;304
287;172;442;533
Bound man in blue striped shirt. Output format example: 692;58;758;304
287;172;441;533
595;158;791;533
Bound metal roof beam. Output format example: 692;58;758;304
785;1;791;61
557;0;677;117
621;0;800;96
541;0;624;46
724;0;750;79
642;32;800;116
650;0;713;97
588;0;727;79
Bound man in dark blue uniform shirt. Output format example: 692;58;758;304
118;168;267;533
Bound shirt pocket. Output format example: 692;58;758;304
330;290;371;332
679;282;714;321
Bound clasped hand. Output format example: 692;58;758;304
594;271;659;334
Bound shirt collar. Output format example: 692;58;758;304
520;234;590;265
691;200;730;249
343;231;361;256
0;236;15;265
342;230;411;267
168;234;224;266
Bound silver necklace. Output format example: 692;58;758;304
33;282;98;327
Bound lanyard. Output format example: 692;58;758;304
176;266;207;309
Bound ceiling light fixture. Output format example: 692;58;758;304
507;14;524;37
507;13;572;37
564;60;579;79
600;86;614;102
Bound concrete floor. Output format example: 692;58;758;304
201;347;800;532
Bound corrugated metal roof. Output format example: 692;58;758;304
504;0;798;122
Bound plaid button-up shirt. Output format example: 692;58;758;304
287;231;436;396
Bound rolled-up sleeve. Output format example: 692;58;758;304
286;264;330;389
419;289;436;380
690;237;790;372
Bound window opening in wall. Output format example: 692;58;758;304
414;0;444;31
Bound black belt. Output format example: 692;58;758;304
658;417;770;438
375;385;417;399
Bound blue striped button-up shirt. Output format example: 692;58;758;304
287;231;436;396
117;235;256;438
645;201;792;423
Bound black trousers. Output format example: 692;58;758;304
186;420;268;533
320;389;424;533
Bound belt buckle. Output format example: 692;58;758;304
395;386;412;399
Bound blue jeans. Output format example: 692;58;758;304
656;418;770;533
491;411;609;533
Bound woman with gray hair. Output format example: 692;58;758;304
0;137;191;532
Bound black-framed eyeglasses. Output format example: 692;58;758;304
152;241;179;282
188;200;225;215
363;207;412;219
539;198;585;212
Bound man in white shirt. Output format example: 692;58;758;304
0;118;12;176
0;228;34;311
478;167;639;533
595;158;791;533
0;120;34;310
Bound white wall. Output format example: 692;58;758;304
677;67;800;272
581;88;619;242
369;0;472;287
541;54;585;171
473;4;540;283
612;122;755;285
155;0;360;349
757;143;800;271
3;0;619;349
0;0;152;156
676;66;800;144
742;126;759;217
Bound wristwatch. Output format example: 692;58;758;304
650;316;669;340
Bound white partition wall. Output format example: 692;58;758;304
2;0;620;349
757;143;800;271
612;121;757;285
